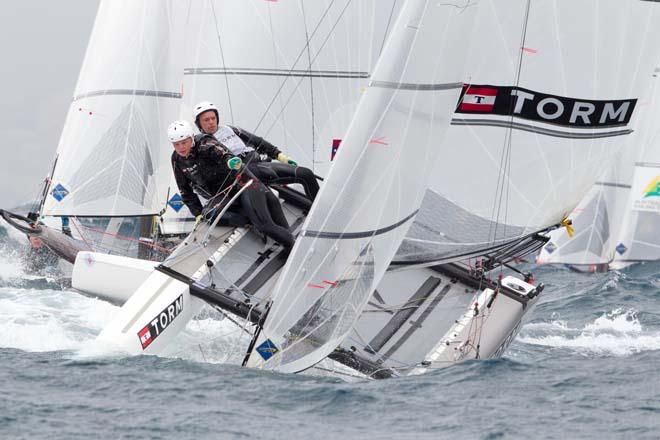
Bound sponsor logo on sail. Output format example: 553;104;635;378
632;174;660;212
51;183;69;202
256;338;279;361
615;243;628;256
137;294;184;350
456;84;637;129
331;138;342;161
168;193;184;212
459;86;497;112
642;176;660;198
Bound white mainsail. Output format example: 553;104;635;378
42;0;187;218
246;0;660;374
182;0;402;177
158;1;401;233
611;68;660;268
393;0;660;266
324;0;660;376
612;163;660;267
247;0;480;373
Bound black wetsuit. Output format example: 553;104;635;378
215;126;320;202
172;135;295;248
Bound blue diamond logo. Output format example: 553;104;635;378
256;339;279;361
168;193;184;212
51;183;69;202
545;242;557;254
616;243;627;255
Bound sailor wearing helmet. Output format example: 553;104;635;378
193;101;319;202
168;120;295;249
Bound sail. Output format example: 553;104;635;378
391;0;660;265
42;0;187;217
158;173;194;236
247;0;480;373
537;162;635;266
612;68;660;266
182;0;402;177
539;64;660;268
330;0;660;374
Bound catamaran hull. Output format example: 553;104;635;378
95;269;204;355
411;276;540;375
73;252;157;306
85;221;542;377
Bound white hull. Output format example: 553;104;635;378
95;269;204;355
82;234;540;377
72;251;157;305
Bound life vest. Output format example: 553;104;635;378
214;125;253;156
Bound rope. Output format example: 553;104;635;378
75;224;172;254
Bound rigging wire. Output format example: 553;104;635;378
261;0;355;138
210;0;235;124
488;0;532;251
299;0;317;167
253;0;340;133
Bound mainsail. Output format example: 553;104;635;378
182;0;402;177
41;0;187;218
393;0;660;265
611;67;660;268
328;0;660;375
247;0;480;373
246;0;660;373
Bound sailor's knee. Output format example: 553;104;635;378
296;166;315;179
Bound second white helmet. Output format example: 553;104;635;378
193;101;219;128
167;120;195;143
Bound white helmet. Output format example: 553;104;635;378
193;101;219;129
167;120;194;143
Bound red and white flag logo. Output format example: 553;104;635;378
459;86;498;112
138;326;152;349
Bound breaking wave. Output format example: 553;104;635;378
0;221;250;363
518;308;660;356
0;282;249;363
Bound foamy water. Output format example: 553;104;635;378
2;231;660;439
518;309;660;356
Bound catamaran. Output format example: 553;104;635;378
6;0;660;379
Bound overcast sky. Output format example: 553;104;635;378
0;1;100;209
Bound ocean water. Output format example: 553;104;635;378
1;227;659;439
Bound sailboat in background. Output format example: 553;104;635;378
538;65;660;272
6;0;660;379
2;0;195;267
